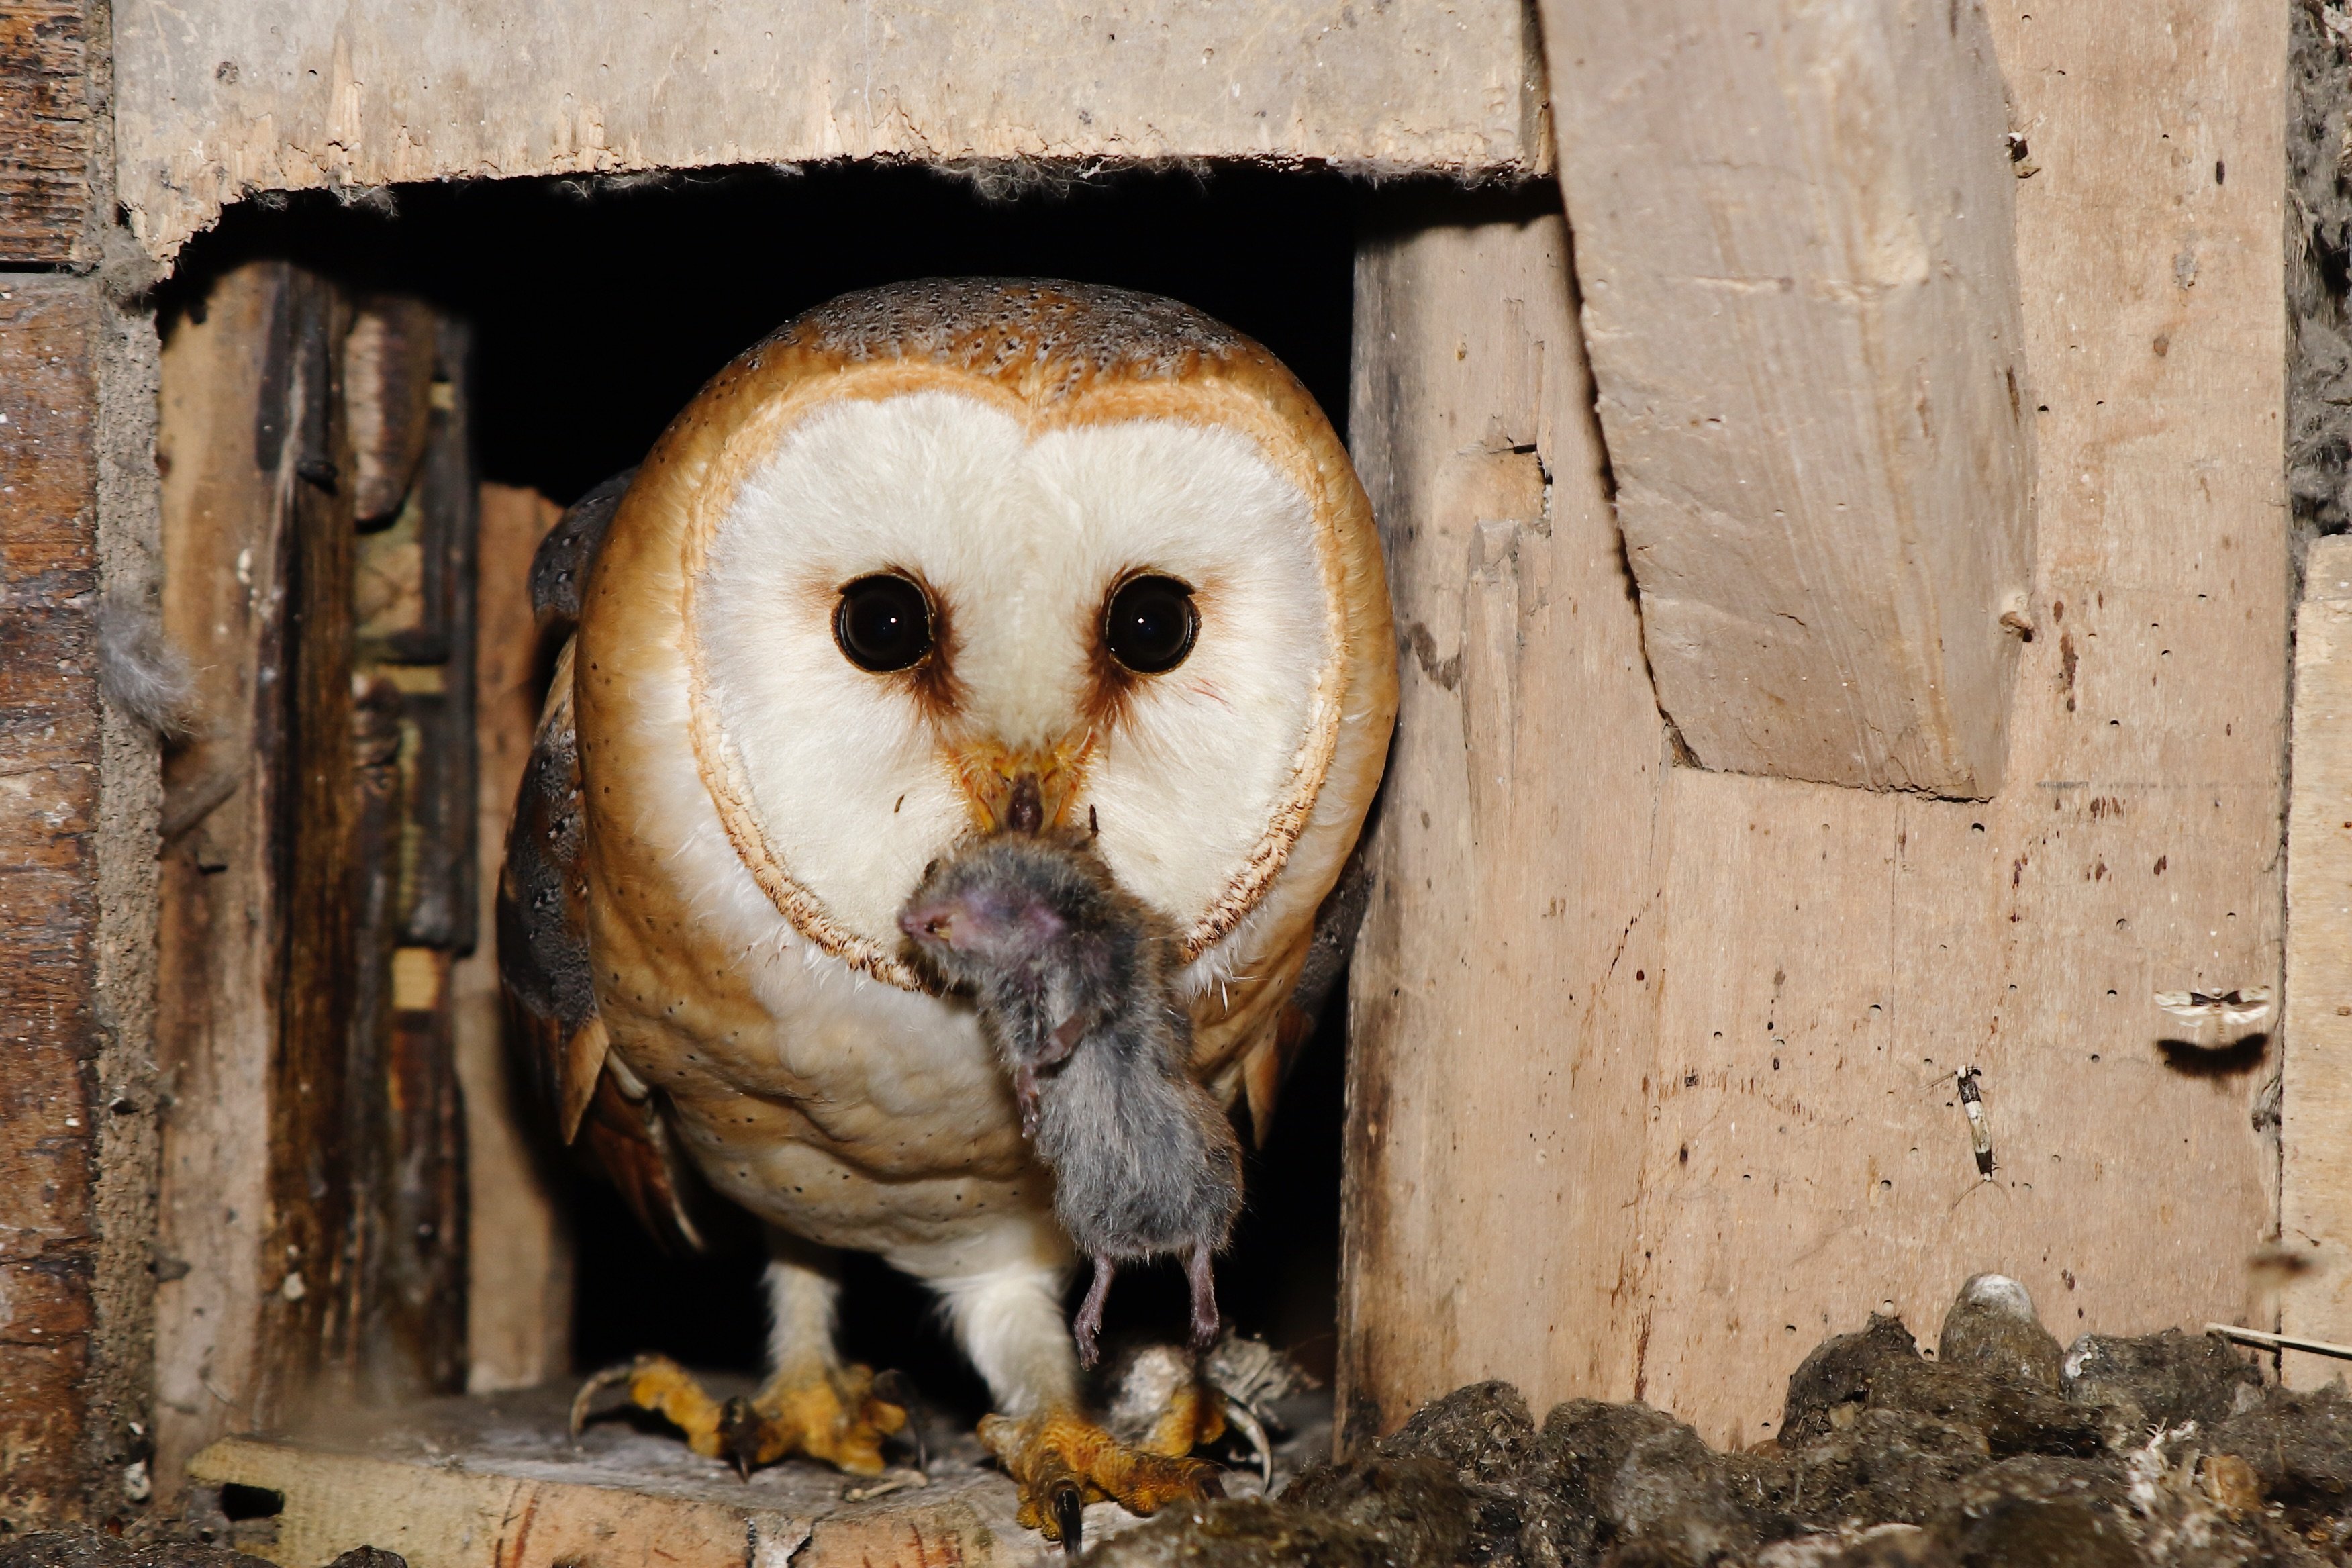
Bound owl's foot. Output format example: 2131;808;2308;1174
978;1399;1226;1554
571;1353;907;1478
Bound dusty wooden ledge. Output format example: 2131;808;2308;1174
186;1381;1136;1567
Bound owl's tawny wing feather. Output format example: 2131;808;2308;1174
498;476;703;1251
1214;834;1374;1144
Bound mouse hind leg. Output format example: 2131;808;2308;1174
1073;1254;1117;1369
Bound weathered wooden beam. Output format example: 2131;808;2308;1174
158;264;481;1483
2284;538;2352;1388
0;0;93;264
0;275;108;1528
0;0;170;1525
1624;0;2286;1444
452;483;574;1393
347;307;474;1402
1337;195;1669;1447
188;1385;1148;1567
1340;0;2283;1445
1540;0;2034;797
249;265;364;1421
110;0;1549;266
0;249;165;1525
156;262;310;1493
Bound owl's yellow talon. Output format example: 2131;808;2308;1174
979;1407;1224;1549
754;1360;906;1475
572;1353;906;1478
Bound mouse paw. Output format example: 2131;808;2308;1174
979;1408;1224;1553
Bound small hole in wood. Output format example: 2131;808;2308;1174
218;1484;283;1521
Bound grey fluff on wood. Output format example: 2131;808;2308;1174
97;595;197;739
901;828;1243;1367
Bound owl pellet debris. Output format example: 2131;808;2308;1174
1088;1276;2352;1568
0;1534;403;1568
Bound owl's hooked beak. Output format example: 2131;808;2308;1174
950;736;1092;836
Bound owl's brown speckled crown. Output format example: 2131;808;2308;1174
778;279;1255;403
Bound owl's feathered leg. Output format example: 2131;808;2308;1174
570;1234;905;1477
932;1255;1222;1553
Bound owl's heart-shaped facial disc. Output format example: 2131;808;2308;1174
690;388;1335;984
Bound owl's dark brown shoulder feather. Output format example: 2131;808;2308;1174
498;629;704;1253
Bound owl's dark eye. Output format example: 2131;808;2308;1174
1103;575;1198;675
834;573;934;672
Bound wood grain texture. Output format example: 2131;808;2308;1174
0;0;91;264
1343;0;2285;1445
154;264;299;1496
253;265;361;1424
159;266;483;1479
187;1383;1138;1567
1626;0;2286;1445
452;482;573;1393
1540;0;2033;797
112;0;1547;264
0;275;103;1524
344;303;473;1402
1338;197;1670;1451
152;262;376;1487
2283;538;2352;1388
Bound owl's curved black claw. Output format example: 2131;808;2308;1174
569;1361;636;1438
872;1369;927;1473
719;1395;765;1480
1050;1480;1085;1557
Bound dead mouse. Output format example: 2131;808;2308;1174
900;828;1243;1367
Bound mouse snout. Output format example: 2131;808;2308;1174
899;902;956;944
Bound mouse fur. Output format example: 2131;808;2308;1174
901;828;1243;1366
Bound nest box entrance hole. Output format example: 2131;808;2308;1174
154;162;1363;1436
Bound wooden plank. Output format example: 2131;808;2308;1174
109;0;1546;264
452;483;573;1393
1627;0;2287;1445
159;264;485;1483
153;262;371;1485
1342;0;2286;1447
1540;0;2033;797
0;275;103;1526
185;1385;1137;1567
1336;197;1670;1448
2283;538;2352;1389
257;267;361;1416
0;1;92;264
346;305;473;1401
154;263;297;1497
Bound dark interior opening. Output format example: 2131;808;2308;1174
162;162;1361;1419
164;163;1357;504
213;1484;283;1522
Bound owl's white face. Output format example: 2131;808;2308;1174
690;389;1336;981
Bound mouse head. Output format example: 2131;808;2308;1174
899;830;1108;989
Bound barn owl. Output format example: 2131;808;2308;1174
500;279;1395;1543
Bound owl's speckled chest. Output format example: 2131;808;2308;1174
582;820;1062;1263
